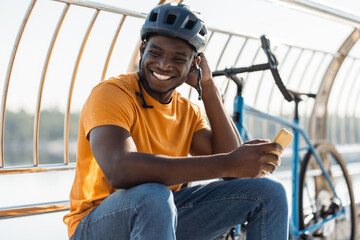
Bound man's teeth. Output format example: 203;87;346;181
153;72;171;80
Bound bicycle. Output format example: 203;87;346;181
213;35;358;239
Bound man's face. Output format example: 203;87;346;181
140;35;195;104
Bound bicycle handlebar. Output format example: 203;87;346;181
260;35;293;102
212;35;294;102
212;63;269;77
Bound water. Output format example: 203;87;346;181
0;170;74;240
0;212;68;240
0;152;359;240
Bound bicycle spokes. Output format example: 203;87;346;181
299;143;357;240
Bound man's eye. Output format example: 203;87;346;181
175;58;187;63
149;51;160;56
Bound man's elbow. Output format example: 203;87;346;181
104;162;146;189
106;171;137;189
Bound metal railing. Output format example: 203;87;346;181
1;0;360;219
0;0;148;219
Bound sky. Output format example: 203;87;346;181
1;0;360;114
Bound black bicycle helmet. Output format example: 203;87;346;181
141;3;208;53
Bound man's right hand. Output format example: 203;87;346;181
224;139;283;179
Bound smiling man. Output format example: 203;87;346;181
64;3;289;240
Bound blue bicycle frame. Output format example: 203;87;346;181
213;35;351;239
234;92;345;237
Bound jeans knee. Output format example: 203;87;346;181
262;177;288;213
133;183;173;203
132;183;177;217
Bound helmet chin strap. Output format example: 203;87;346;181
194;55;202;100
137;57;154;109
136;72;154;109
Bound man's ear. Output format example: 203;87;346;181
195;54;201;66
192;55;201;68
189;55;201;73
139;41;146;57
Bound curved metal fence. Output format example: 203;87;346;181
0;0;360;218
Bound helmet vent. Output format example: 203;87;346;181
150;12;158;22
184;20;195;30
199;26;206;36
166;14;177;25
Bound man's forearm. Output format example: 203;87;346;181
201;80;242;154
91;125;231;189
91;124;281;190
107;151;228;189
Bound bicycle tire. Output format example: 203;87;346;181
299;142;358;239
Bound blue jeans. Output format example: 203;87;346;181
71;177;288;240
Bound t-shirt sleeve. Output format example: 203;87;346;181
193;104;209;133
81;82;136;138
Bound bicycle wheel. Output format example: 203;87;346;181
299;142;357;239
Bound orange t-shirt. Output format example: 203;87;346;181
63;72;208;238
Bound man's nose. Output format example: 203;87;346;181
158;56;172;70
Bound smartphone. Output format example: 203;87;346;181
263;128;293;174
268;128;294;156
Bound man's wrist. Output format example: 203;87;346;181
200;79;217;98
219;152;232;179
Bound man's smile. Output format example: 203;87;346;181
152;71;173;81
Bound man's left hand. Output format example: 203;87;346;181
186;53;213;89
